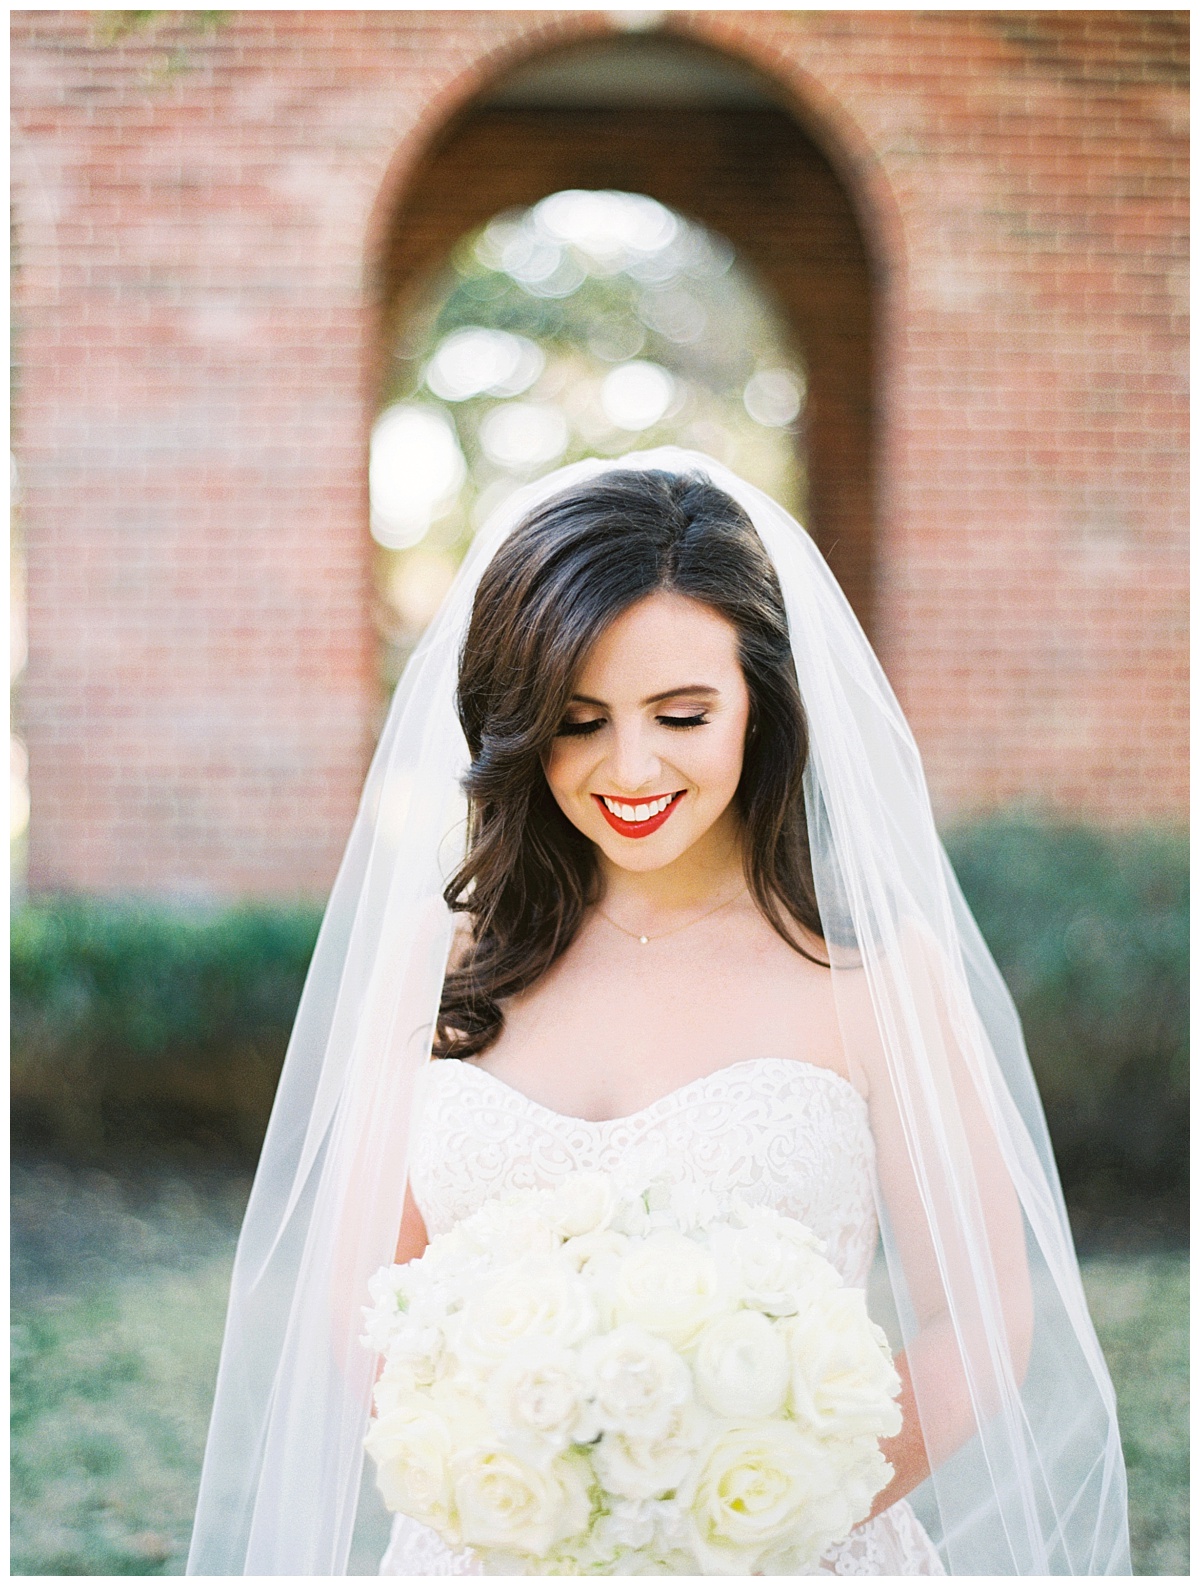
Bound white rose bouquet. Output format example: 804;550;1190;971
362;1172;902;1575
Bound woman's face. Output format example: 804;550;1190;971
542;590;752;875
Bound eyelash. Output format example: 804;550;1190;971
555;713;710;738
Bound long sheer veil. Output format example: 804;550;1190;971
187;447;1128;1575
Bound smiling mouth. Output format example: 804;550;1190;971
592;790;686;838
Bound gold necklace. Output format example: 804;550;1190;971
596;887;747;945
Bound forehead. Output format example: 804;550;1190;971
574;591;740;688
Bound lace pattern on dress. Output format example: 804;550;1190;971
409;1057;879;1287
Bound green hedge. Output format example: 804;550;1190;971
11;900;321;1149
10;820;1188;1186
944;819;1188;1193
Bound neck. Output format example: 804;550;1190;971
596;806;747;919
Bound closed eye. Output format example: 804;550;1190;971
554;713;710;738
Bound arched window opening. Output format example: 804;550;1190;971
370;190;806;692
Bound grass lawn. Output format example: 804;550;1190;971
11;1160;250;1577
1080;1252;1189;1576
9;1159;1189;1576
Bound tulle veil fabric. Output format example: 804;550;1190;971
186;447;1128;1575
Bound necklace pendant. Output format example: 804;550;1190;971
639;934;649;944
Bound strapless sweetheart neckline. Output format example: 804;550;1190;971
443;1054;868;1126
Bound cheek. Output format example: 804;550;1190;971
695;718;749;791
541;742;587;802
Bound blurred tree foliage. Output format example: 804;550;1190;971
373;197;807;690
91;10;230;82
11;821;1188;1195
386;205;804;524
944;817;1188;1194
94;11;229;43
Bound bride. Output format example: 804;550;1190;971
188;451;1129;1576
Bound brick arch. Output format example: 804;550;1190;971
370;48;877;630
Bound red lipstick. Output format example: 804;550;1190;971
593;791;686;839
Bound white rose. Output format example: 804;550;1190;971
781;1287;902;1441
485;1343;596;1466
562;1224;630;1265
828;1437;894;1530
611;1189;653;1238
452;1445;593;1556
750;1438;892;1575
613;1231;728;1349
562;1230;631;1329
581;1324;693;1440
365;1400;462;1545
362;1264;412;1353
373;1326;448;1414
692;1309;790;1418
536;1494;662;1574
711;1207;836;1316
433;1378;493;1441
548;1172;619;1238
464;1198;560;1263
373;1364;415;1420
386;1316;446;1386
366;1262;407;1311
590;1547;697;1576
683;1419;856;1574
416;1223;479;1275
592;1400;708;1500
662;1179;723;1235
593;1494;658;1552
567;1494;664;1572
451;1257;598;1372
404;1230;491;1322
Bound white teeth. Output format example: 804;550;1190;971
602;793;677;823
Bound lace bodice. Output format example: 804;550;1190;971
409;1057;879;1287
382;1057;945;1577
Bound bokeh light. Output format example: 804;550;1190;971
743;368;805;428
600;361;675;430
374;189;807;685
369;406;465;549
479;401;569;471
425;328;545;402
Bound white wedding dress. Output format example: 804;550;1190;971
379;1055;946;1577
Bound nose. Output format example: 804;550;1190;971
605;717;663;797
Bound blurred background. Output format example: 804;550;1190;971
10;9;1187;1576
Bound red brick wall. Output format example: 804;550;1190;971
11;10;1188;899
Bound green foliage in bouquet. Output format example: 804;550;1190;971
943;817;1188;1193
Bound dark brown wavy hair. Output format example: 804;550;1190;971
434;468;827;1060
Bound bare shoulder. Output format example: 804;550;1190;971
746;911;869;1099
744;904;831;985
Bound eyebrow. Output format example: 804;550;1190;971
568;685;720;708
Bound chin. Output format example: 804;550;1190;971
589;820;698;870
600;841;688;871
